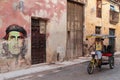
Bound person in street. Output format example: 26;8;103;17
88;37;104;66
95;38;104;66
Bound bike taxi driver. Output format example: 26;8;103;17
95;38;104;66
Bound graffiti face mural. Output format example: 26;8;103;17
3;24;27;58
8;31;24;55
0;24;29;72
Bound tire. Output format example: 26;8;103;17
109;56;114;69
98;59;102;69
87;62;94;74
98;64;102;69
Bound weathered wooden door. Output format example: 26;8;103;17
31;18;46;64
66;1;84;59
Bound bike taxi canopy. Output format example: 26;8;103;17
86;34;116;39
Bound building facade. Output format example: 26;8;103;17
0;0;67;73
0;0;86;73
84;0;120;54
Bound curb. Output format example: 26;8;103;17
0;57;91;80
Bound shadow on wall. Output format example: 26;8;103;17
57;46;65;62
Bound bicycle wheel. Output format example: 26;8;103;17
109;56;114;69
87;62;94;74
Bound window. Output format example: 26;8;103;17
95;26;101;34
109;6;119;24
40;20;46;34
96;0;102;18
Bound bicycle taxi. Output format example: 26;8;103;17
86;34;116;74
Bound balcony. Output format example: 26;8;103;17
109;10;119;25
109;0;120;4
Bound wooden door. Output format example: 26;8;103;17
66;1;84;59
31;18;46;64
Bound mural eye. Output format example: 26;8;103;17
18;36;24;39
10;36;15;39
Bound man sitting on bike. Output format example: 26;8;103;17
95;38;104;66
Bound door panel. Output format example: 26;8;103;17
31;18;46;64
66;1;84;59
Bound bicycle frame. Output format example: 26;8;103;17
90;52;97;64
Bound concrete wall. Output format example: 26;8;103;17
0;0;66;72
84;0;120;52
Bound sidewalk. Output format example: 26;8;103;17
0;57;91;80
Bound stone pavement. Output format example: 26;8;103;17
0;57;91;80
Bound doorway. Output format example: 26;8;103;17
31;17;46;64
66;1;84;59
109;28;115;51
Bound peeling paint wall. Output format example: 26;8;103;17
0;0;66;72
84;0;120;52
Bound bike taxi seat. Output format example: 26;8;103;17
102;53;112;57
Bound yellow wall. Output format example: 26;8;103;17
84;0;120;51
